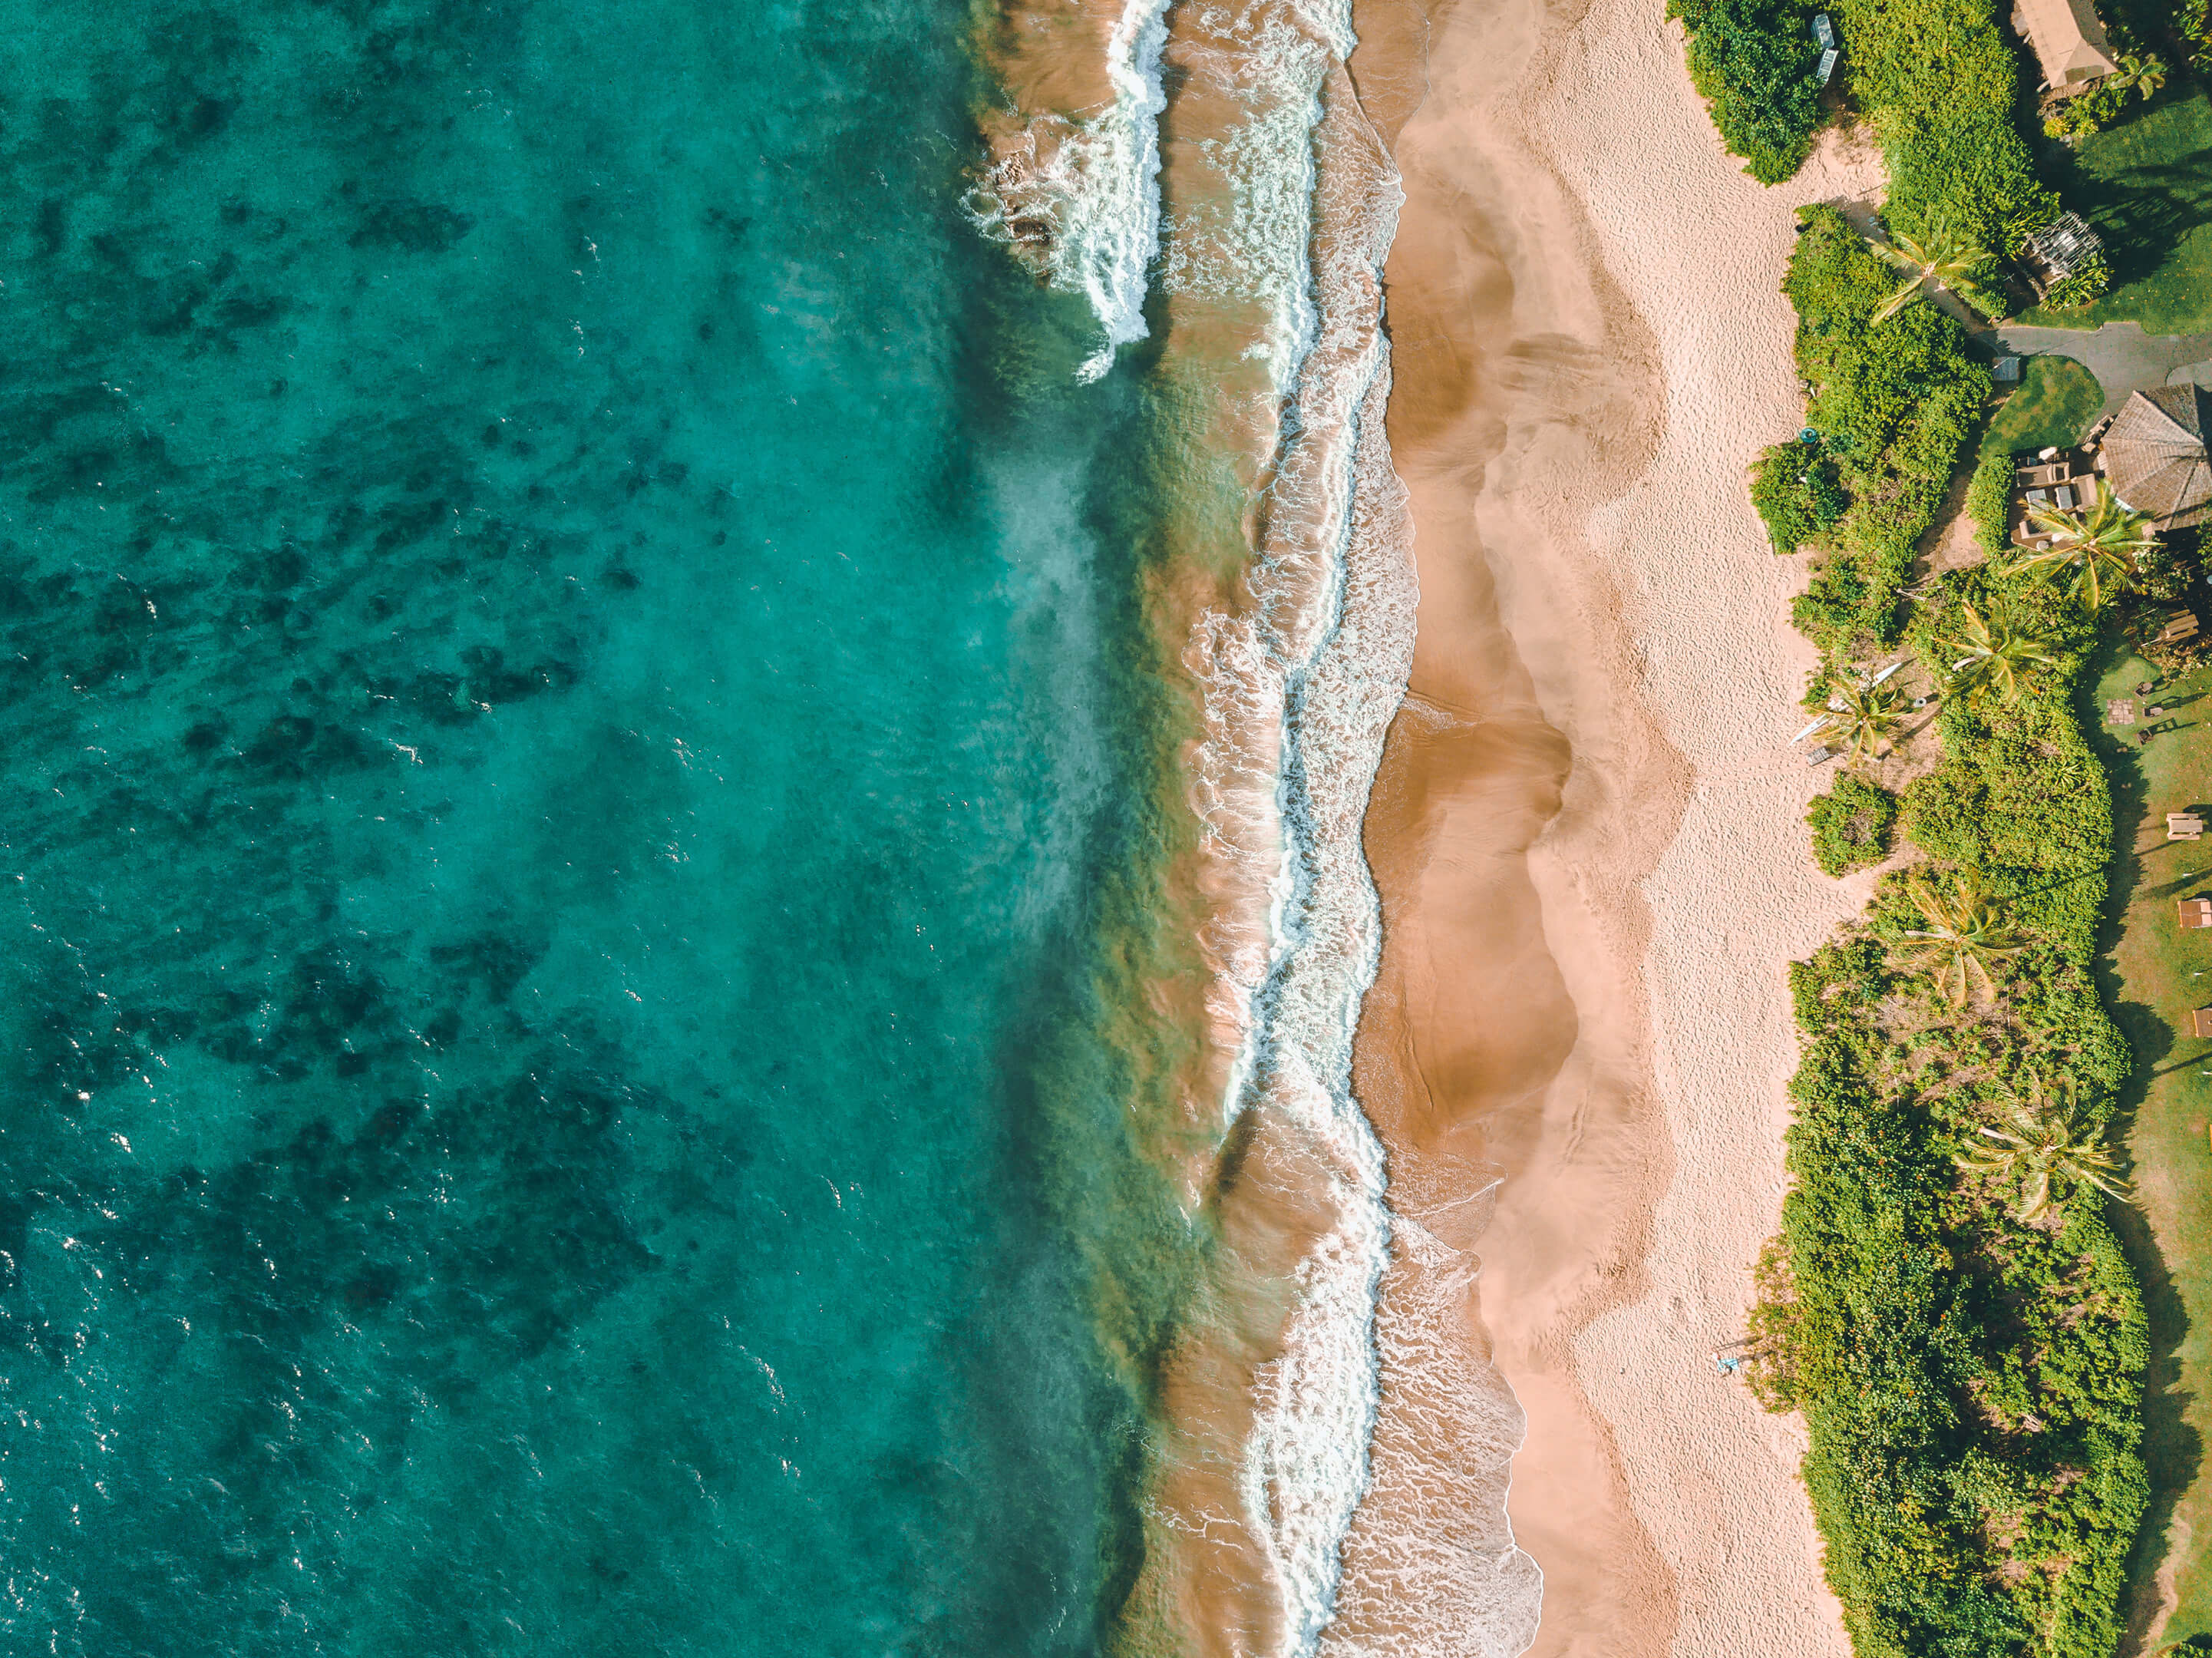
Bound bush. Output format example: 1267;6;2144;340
1830;0;2060;251
2045;248;2114;311
1781;206;1989;659
1758;566;2145;1658
1752;443;1849;550
1965;448;2012;555
1671;0;1827;183
1808;774;1899;874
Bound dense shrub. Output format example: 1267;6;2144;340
1830;0;2060;251
1670;0;1827;182
2045;248;2115;311
1751;442;1849;550
1807;773;1899;874
1781;207;1989;660
1756;567;2147;1658
1964;448;2012;554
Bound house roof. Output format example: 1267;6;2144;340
2014;0;2118;88
2104;385;2212;528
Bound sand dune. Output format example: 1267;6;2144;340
1342;0;1892;1649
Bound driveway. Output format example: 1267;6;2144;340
1979;320;2212;414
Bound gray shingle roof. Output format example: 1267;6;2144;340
2104;385;2212;528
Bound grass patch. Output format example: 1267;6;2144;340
2086;639;2212;1649
2019;88;2212;333
1980;356;2105;459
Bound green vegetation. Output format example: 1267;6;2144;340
2015;479;2167;612
1668;0;1826;183
1935;597;2064;703
1672;0;2192;1642
1871;220;2000;322
1754;573;2148;1658
1983;358;2107;461
1758;206;1988;660
1962;360;2105;556
1808;772;1900;874
1828;0;2059;251
2085;645;2212;1651
2022;88;2212;333
1968;449;2018;554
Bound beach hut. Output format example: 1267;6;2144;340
2179;898;2212;928
2010;0;2118;97
2101;386;2212;531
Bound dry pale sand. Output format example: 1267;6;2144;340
1342;0;1897;1650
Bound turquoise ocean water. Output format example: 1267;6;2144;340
0;2;1203;1651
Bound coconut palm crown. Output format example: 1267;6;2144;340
1956;1077;2131;1222
1809;672;1907;765
2010;478;2162;612
1869;221;1997;323
1933;599;2059;704
1893;871;2025;1003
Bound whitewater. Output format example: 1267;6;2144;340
967;0;1461;1649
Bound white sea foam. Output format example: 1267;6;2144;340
1177;4;1426;1647
963;0;1169;379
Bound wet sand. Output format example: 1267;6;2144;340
1339;0;1893;1648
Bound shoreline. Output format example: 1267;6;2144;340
1339;0;1891;1646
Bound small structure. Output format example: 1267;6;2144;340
2167;811;2204;839
2193;1006;2212;1040
2101;386;2212;531
2109;699;2138;725
1993;355;2022;383
2019;212;2107;297
2011;0;2118;98
2180;898;2212;929
1813;12;1835;46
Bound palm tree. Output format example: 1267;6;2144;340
1893;871;2024;1003
2009;478;2162;612
1869;221;1997;322
1808;672;1907;764
1956;1077;2131;1222
2114;52;2167;102
1932;599;2059;704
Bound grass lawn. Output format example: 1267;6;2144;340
2020;87;2212;334
2088;636;2212;1652
1982;355;2105;456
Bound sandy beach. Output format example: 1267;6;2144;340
1336;0;1894;1650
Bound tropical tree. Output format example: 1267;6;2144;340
1808;672;1907;764
2114;52;2167;101
1956;1077;2131;1222
1893;871;2024;1003
2009;478;2162;611
1868;220;1997;322
1932;599;2059;704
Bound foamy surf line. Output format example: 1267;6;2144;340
963;0;1168;381
965;1;1468;1652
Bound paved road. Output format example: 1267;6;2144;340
1982;321;2212;414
